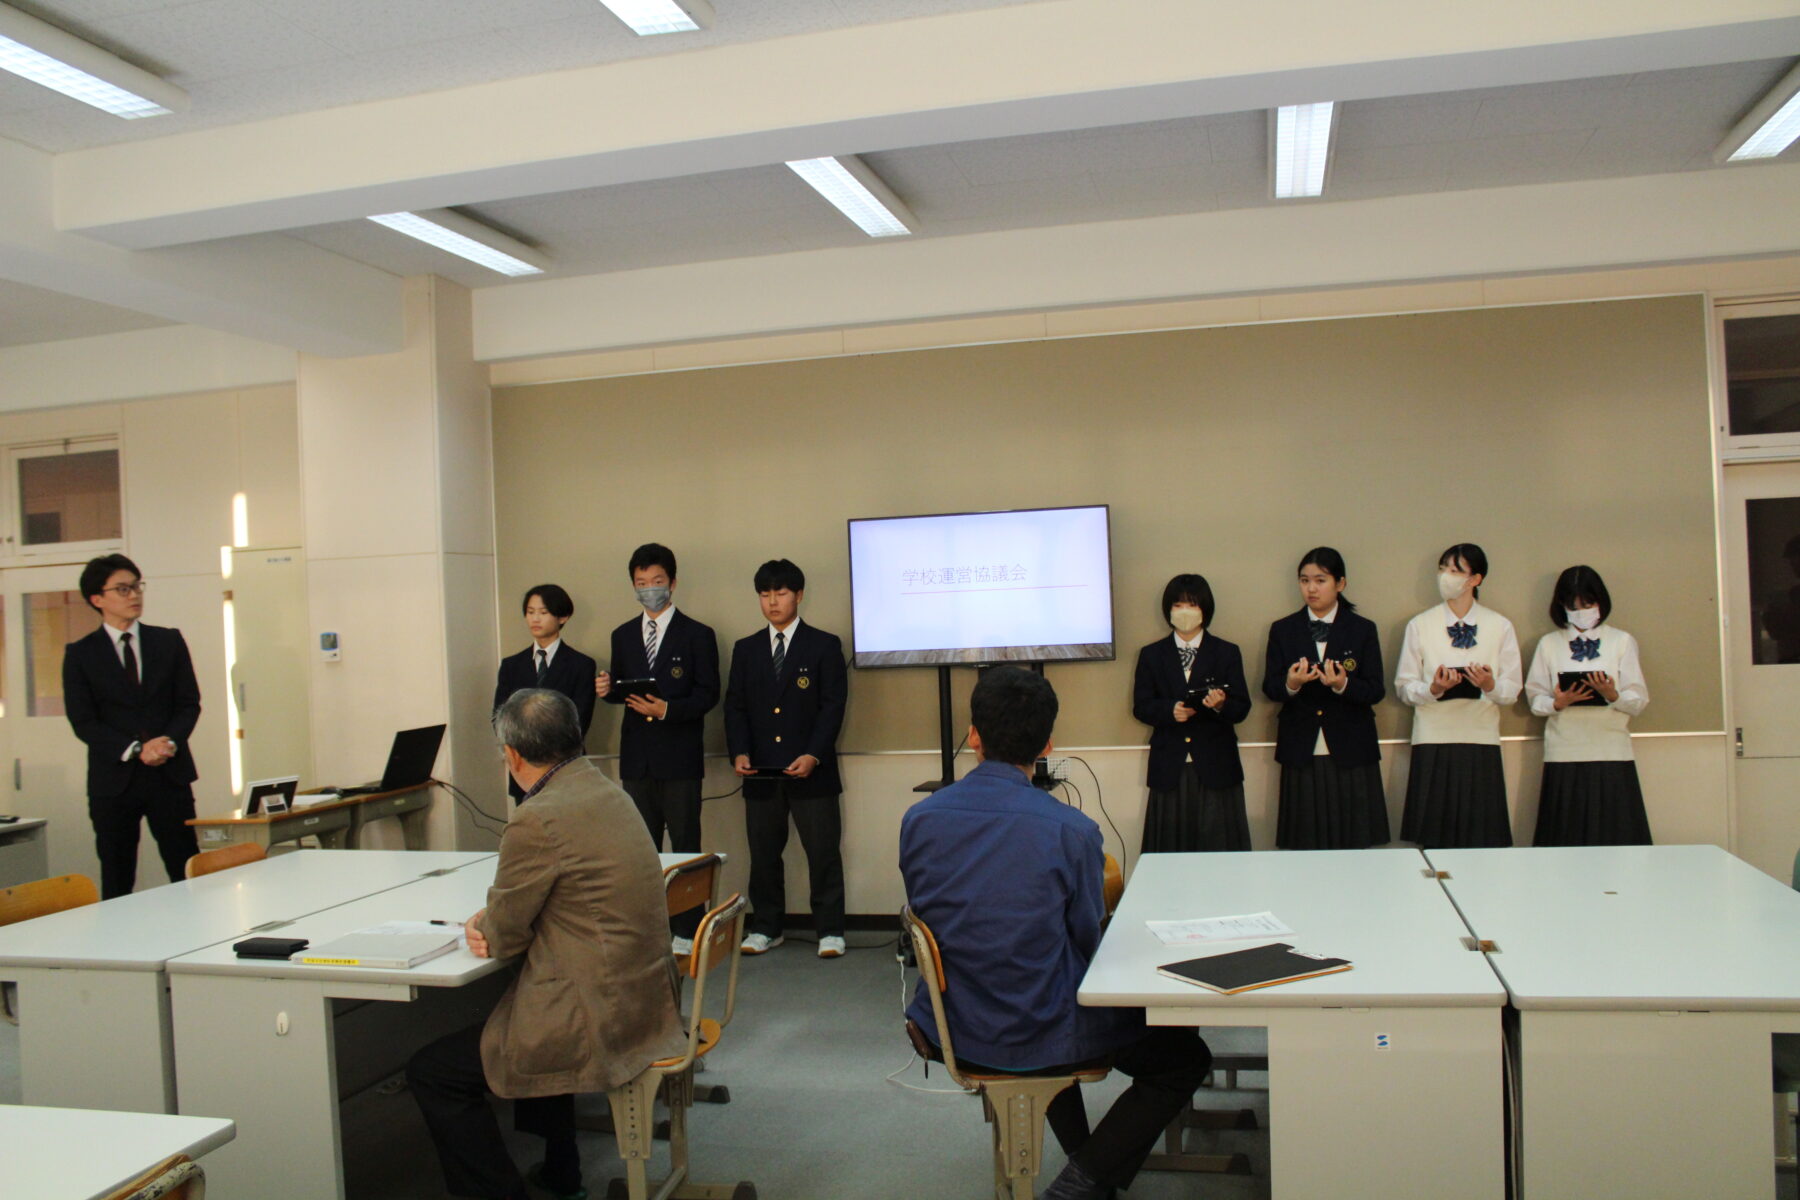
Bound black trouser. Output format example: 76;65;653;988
973;1026;1212;1191
406;1024;577;1200
743;784;844;938
625;777;704;937
88;770;199;899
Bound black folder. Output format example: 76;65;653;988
1556;671;1609;707
1157;942;1352;994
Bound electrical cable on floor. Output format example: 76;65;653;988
884;942;970;1095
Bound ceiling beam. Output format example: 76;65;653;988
470;164;1800;362
54;0;1800;250
0;134;403;356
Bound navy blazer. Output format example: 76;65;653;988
63;624;202;798
723;622;847;800
607;609;719;781
1260;607;1386;768
495;641;597;797
1132;632;1250;791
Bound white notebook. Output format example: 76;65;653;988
292;925;460;969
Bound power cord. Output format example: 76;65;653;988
885;931;971;1096
431;778;509;837
1066;755;1127;878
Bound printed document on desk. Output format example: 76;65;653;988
293;922;461;968
1146;911;1295;946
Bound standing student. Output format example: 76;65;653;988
1526;565;1652;845
1131;573;1251;852
596;543;720;953
1395;543;1522;848
724;559;849;958
494;584;597;802
1262;547;1389;849
63;554;202;899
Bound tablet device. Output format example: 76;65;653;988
602;678;662;705
1435;678;1483;702
1556;671;1610;707
244;775;300;816
747;765;790;778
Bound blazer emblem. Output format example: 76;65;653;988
1342;657;1357;672
671;665;684;679
797;675;811;689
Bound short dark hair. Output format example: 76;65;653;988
754;559;805;593
492;688;585;766
969;667;1058;767
628;543;677;581
80;554;140;611
1439;543;1489;598
1549;565;1612;629
521;584;573;619
1160;573;1214;629
1297;546;1356;610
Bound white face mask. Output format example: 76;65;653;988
1437;571;1468;602
1566;607;1601;632
1169;607;1203;634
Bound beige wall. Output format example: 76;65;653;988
494;295;1721;770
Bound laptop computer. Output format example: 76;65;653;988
337;724;447;796
243;775;300;816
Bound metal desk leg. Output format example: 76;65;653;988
397;804;430;851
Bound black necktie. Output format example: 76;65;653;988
121;631;139;685
772;630;786;680
1309;619;1332;643
535;648;547;684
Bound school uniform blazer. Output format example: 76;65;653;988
723;622;848;800
476;758;685;1099
608;609;719;781
63;624;202;798
1132;633;1250;791
1260;608;1386;768
493;643;599;741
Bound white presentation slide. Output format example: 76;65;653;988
848;506;1114;665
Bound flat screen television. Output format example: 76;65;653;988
847;504;1114;668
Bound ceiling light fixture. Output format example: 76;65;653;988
785;155;918;238
1270;101;1338;199
597;0;714;36
367;210;548;277
0;2;186;119
1716;61;1800;163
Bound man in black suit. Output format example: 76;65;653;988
63;554;202;898
494;584;597;801
595;543;719;953
724;559;849;958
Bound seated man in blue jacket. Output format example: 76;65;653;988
900;667;1211;1200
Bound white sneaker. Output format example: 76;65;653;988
740;932;783;955
670;936;694;957
817;935;846;958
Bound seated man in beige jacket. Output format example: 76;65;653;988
407;688;686;1200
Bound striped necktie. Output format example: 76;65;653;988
645;618;659;669
535;648;547;684
772;630;786;680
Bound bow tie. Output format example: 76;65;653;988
1308;619;1332;643
1570;636;1601;662
1447;622;1478;650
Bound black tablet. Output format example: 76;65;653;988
602;678;662;705
1556;671;1609;707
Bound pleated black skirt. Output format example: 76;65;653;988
1532;761;1652;846
1400;743;1512;848
1277;757;1389;850
1142;766;1250;853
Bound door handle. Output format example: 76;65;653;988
1735;727;1744;759
12;758;19;790
237;682;247;712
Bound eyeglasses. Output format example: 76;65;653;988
105;582;147;597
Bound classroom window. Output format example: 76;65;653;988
25;590;101;717
1746;496;1800;666
1724;314;1800;438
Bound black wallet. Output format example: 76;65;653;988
233;936;309;959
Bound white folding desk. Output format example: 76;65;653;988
1;1105;235;1200
0;848;494;1113
1427;844;1800;1200
0;815;49;887
1079;849;1508;1200
166;851;707;1200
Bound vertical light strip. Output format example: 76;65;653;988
0;4;187;118
231;492;249;548
223;593;242;797
1273;101;1337;199
367;210;548;276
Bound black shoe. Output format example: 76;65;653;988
525;1162;588;1200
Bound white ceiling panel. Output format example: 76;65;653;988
0;279;173;346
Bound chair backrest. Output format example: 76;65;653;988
1103;853;1124;916
663;853;721;919
1791;844;1799;892
185;842;267;880
674;892;746;1069
100;1151;204;1200
0;874;99;927
900;905;976;1091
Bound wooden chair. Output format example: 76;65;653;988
665;854;730;1105
100;1152;205;1199
605;892;755;1200
0;873;100;1025
184;841;266;879
902;904;1111;1200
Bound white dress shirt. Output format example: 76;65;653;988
769;617;802;656
641;604;675;667
531;637;562;673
